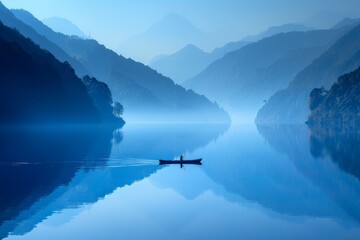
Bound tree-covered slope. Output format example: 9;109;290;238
0;4;88;77
185;29;343;117
307;66;360;127
12;9;230;123
0;22;98;125
256;24;360;123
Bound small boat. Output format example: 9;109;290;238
159;158;202;165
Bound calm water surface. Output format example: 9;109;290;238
1;123;360;240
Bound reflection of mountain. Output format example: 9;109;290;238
111;123;230;160
257;124;360;222
1;123;226;238
0;127;114;239
309;127;360;180
4;162;161;238
198;125;347;218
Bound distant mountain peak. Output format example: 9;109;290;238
243;23;313;42
160;13;195;26
331;17;360;29
118;13;212;63
42;17;85;37
180;44;204;53
148;13;203;35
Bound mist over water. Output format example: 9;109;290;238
0;0;360;239
0;123;359;240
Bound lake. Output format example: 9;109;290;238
1;123;360;240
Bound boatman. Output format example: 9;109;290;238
180;155;184;161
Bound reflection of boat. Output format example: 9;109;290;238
159;159;202;165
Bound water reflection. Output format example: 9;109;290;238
110;123;229;160
0;126;114;239
310;127;360;180
0;123;228;239
257;124;360;222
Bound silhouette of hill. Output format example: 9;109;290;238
331;17;360;29
118;13;215;64
43;16;86;37
242;23;313;42
149;23;312;85
12;9;229;123
185;29;343;118
0;21;101;125
149;41;248;84
1;7;88;77
256;24;360;123
149;44;213;84
211;40;249;58
308;67;360;127
82;76;125;125
303;11;344;29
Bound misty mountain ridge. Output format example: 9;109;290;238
150;23;315;85
11;7;230;123
184;28;344;120
0;21;119;125
303;11;346;29
242;23;313;42
150;44;215;84
150;41;249;84
0;7;88;77
331;17;360;29
256;23;360;123
43;17;86;38
118;13;220;64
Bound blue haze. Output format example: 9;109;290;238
2;0;360;52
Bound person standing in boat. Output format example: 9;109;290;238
180;155;184;161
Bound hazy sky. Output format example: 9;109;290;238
2;0;360;51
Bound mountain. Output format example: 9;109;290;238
0;21;100;125
149;41;249;84
42;16;86;37
256;24;360;123
303;11;345;29
11;8;229;123
118;13;215;64
211;40;249;58
149;44;213;84
185;28;343;119
149;23;312;85
82;76;124;124
331;17;360;29
242;23;313;42
0;7;88;77
307;67;360;128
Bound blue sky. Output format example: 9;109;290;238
2;0;360;51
